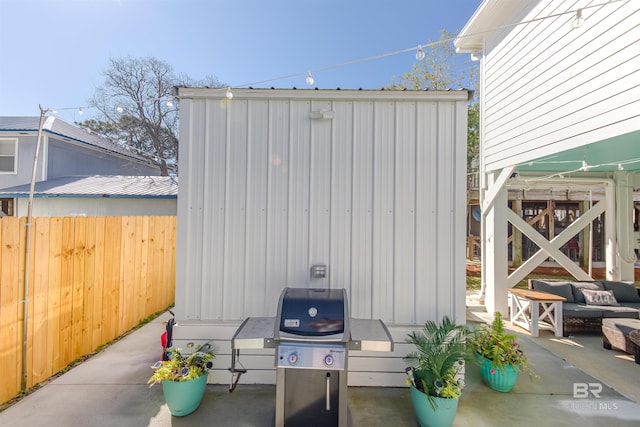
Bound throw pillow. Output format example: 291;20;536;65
581;289;619;306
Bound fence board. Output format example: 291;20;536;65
60;217;74;368
82;216;96;356
0;217;21;404
0;216;176;405
92;217;105;349
47;217;63;375
32;217;50;384
71;216;85;361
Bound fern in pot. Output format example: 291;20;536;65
468;312;537;392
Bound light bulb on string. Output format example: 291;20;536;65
415;45;425;61
77;107;84;116
618;163;624;171
166;100;174;108
571;9;584;29
116;105;124;114
306;72;314;86
226;88;233;100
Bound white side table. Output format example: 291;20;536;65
508;288;566;337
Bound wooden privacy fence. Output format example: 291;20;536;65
0;216;176;405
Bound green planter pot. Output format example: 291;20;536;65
162;373;208;416
409;385;458;427
478;355;519;392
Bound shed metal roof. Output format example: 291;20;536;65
0;116;155;165
0;175;177;198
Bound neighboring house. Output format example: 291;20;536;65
174;87;470;386
0;116;160;215
456;0;640;314
0;175;177;217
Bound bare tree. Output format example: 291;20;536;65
83;56;223;175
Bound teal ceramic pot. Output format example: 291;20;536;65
478;355;519;392
162;373;208;416
409;385;458;427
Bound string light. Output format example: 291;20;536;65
515;157;640;182
166;100;174;107
306;72;314;86
43;1;621;118
77;107;84;116
116;105;124;114
571;9;584;29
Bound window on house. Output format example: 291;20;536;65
0;198;14;216
0;138;18;173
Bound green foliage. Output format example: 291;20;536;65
405;316;468;410
385;30;479;191
148;344;216;386
467;313;537;380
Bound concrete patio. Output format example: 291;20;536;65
1;294;639;426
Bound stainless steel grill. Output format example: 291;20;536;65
232;287;393;427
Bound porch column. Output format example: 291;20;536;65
615;172;636;281
484;171;509;316
578;200;590;269
605;181;618;280
511;199;523;267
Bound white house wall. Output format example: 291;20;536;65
481;0;640;172
175;88;468;386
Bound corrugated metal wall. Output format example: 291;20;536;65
176;88;468;328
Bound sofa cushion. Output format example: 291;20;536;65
530;280;574;302
562;303;604;318
602;281;640;303
571;281;604;303
581;289;619;306
599;306;640;318
619;302;640;310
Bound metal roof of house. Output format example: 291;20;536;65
0;175;177;198
0;116;155;165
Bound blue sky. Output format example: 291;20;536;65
0;0;481;123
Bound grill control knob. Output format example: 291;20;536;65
324;354;334;367
288;352;299;365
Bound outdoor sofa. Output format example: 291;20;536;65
528;279;640;335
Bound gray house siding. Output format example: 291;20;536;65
47;139;159;178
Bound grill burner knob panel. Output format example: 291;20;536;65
276;342;346;370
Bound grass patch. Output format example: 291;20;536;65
466;273;576;290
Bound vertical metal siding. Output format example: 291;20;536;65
176;89;468;327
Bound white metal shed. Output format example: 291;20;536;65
174;88;469;386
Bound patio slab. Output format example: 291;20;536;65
1;309;639;426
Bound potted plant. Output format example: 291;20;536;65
405;316;468;427
148;342;216;416
467;312;537;392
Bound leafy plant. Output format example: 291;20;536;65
467;312;537;380
404;316;468;410
148;343;215;386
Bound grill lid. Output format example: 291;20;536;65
276;287;347;337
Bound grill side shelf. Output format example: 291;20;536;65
348;318;394;352
232;317;277;349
